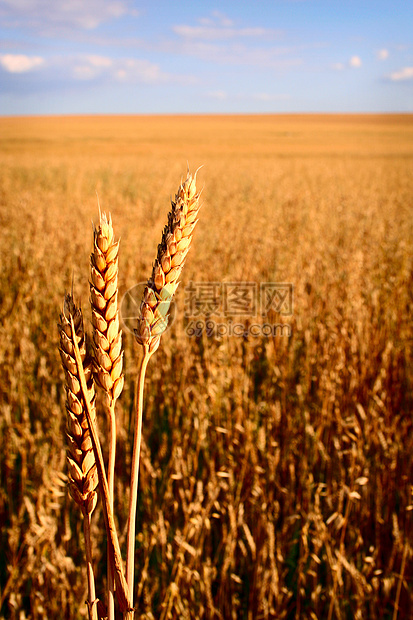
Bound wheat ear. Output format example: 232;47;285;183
58;295;99;620
90;211;124;406
135;171;200;353
126;171;201;608
59;294;131;615
90;211;124;620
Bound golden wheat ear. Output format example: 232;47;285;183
90;211;124;404
58;294;98;515
126;169;202;610
135;170;201;353
59;293;131;615
90;210;124;620
58;294;99;619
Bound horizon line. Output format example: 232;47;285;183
1;111;412;119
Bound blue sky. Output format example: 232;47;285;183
0;0;412;115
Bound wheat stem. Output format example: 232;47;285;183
70;312;131;614
83;511;98;620
393;539;408;620
58;296;100;617
327;473;355;620
90;211;124;619
126;344;152;610
107;400;117;620
125;170;201;612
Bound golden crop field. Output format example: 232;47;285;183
0;114;412;619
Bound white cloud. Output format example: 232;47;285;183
0;49;196;89
207;90;227;99
170;14;316;70
87;55;113;68
72;54;113;79
0;51;193;85
174;24;278;40
0;0;137;31
119;58;165;83
173;12;280;41
389;66;413;81
0;49;192;86
377;48;389;60
0;53;44;72
350;56;362;68
69;54;191;84
199;11;233;28
73;64;97;80
164;37;301;69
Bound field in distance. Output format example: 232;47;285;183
1;114;412;618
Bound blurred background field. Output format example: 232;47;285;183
0;113;412;619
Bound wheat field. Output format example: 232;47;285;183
0;114;412;619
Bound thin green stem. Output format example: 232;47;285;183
126;345;151;611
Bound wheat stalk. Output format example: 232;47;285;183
59;293;131;617
57;171;201;619
126;170;201;608
90;211;124;620
58;294;99;620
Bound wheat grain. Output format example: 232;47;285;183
58;294;99;620
58;294;98;515
90;211;124;404
135;170;201;353
90;211;124;620
125;169;201;609
60;293;131;616
3;115;413;618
